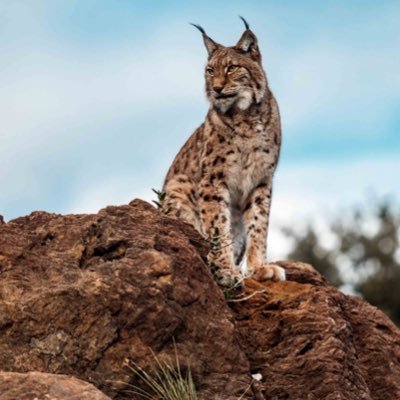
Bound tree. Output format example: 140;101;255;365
282;199;400;325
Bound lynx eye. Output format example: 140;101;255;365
227;65;238;73
206;67;214;76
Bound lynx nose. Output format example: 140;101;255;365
213;85;224;94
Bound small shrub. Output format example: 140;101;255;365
122;352;197;400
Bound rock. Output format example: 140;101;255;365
0;371;111;400
0;200;251;399
230;261;400;400
0;199;399;399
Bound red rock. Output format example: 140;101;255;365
0;200;250;398
0;200;399;399
231;262;400;399
0;371;111;400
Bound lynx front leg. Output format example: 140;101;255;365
243;181;285;281
199;179;241;286
162;175;203;234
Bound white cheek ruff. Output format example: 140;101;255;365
236;91;253;110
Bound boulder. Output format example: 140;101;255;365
231;262;400;399
0;199;399;399
0;200;250;398
0;371;111;400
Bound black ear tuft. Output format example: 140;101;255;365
189;23;206;36
189;22;221;57
238;16;250;30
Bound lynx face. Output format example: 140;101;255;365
205;48;266;112
192;22;267;113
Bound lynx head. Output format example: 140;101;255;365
191;17;267;113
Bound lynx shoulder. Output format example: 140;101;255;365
162;18;285;285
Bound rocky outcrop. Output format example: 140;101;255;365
0;371;111;400
0;199;399;399
231;263;400;399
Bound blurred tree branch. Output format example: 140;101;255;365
282;198;400;325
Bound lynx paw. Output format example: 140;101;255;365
215;269;243;288
251;263;286;282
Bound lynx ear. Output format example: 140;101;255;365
235;17;260;61
190;23;220;57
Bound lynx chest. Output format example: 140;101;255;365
226;123;277;203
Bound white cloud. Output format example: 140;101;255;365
0;21;206;212
268;155;400;259
0;38;204;150
66;175;155;215
273;42;399;134
268;2;400;134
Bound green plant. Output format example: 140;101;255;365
122;351;197;400
221;276;245;300
152;188;166;209
114;346;260;399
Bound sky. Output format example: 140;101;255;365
1;1;399;259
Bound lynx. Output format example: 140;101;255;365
162;18;285;286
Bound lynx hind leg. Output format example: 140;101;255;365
162;175;203;234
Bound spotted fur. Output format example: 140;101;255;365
162;19;285;285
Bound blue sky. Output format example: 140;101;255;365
1;1;399;257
